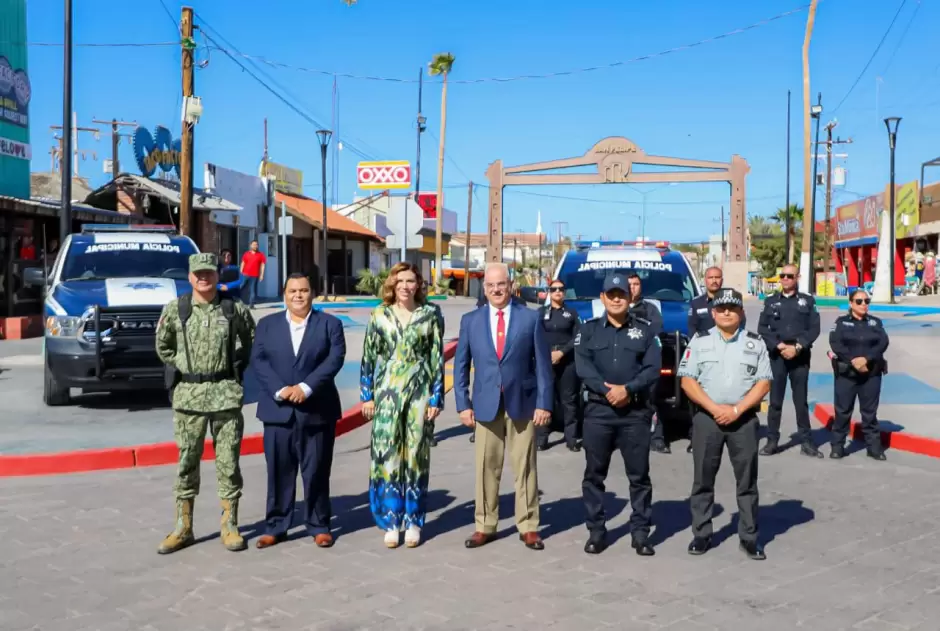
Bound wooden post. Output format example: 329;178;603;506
179;7;195;237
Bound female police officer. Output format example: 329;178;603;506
828;289;889;461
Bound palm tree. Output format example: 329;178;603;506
429;52;455;290
772;204;803;264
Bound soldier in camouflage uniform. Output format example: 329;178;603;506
155;252;256;554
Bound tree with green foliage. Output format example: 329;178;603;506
749;206;826;277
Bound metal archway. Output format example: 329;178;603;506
485;136;751;289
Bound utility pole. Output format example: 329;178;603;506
799;0;820;291
263;118;268;162
92;119;137;179
820;121;852;287
49;119;99;176
179;6;195;237
785;89;792;264
464;181;472;296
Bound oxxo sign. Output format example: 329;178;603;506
357;160;411;190
133;125;182;179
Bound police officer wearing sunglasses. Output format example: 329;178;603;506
828;289;890;461
757;264;822;458
536;280;582;451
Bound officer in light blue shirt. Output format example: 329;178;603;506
677;287;772;561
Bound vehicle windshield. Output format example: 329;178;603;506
559;264;696;303
61;240;198;281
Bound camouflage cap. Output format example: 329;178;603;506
189;252;219;273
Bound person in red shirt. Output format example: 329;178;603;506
240;240;267;308
19;236;37;260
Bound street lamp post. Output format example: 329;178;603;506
885;117;901;304
808;94;823;294
59;0;74;240
316;129;333;299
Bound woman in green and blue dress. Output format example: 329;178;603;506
361;262;444;548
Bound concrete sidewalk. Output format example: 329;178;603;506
4;407;940;629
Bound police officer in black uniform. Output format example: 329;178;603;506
575;272;662;556
757;264;822;458
537;279;582;452
828;289;890;461
688;266;747;336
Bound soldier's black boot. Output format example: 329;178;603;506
829;443;845;459
801;443;823;459
759;439;778;456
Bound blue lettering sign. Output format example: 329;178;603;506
0;55;30;128
133;126;182;178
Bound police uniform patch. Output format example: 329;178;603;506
627;328;643;339
574;333;581;346
746;365;757;375
798;298;807;307
654;337;662;347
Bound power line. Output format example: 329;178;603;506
425;129;474;183
156;0;179;30
200;3;812;85
194;15;382;162
879;0;923;77
20;41;177;47
831;0;909;114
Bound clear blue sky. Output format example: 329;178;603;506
22;0;940;242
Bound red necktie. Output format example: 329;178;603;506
496;310;506;360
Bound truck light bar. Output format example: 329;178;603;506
574;240;671;250
81;224;178;234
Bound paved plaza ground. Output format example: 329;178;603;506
4;299;940;629
4;408;940;630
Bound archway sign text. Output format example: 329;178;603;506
357;160;411;190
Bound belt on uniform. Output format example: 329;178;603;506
179;371;232;384
585;390;646;406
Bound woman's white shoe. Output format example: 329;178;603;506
404;525;421;548
384;528;400;549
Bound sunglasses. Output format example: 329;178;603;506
780;273;796;279
853;298;871;305
549;287;565;293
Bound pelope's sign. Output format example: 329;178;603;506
357;161;411;190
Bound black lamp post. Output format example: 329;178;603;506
808;93;823;294
59;0;74;241
316;129;333;299
884;116;901;304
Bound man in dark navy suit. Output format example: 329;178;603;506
250;273;346;549
455;263;553;551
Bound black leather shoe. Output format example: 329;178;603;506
688;537;711;555
537;442;549;452
801;444;823;458
867;450;887;461
632;540;655;556
759;441;778;456
429;436;438;447
651;442;671;454
567;442;582;453
829;445;845;459
740;540;766;560
686;443;693;454
584;537;607;554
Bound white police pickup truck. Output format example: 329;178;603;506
25;225;201;406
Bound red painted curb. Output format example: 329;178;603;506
813;403;940;458
0;447;136;477
0;340;459;477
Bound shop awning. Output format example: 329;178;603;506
276;191;384;242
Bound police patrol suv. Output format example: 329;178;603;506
551;240;701;412
39;225;199;406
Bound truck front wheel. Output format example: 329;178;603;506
44;361;71;406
